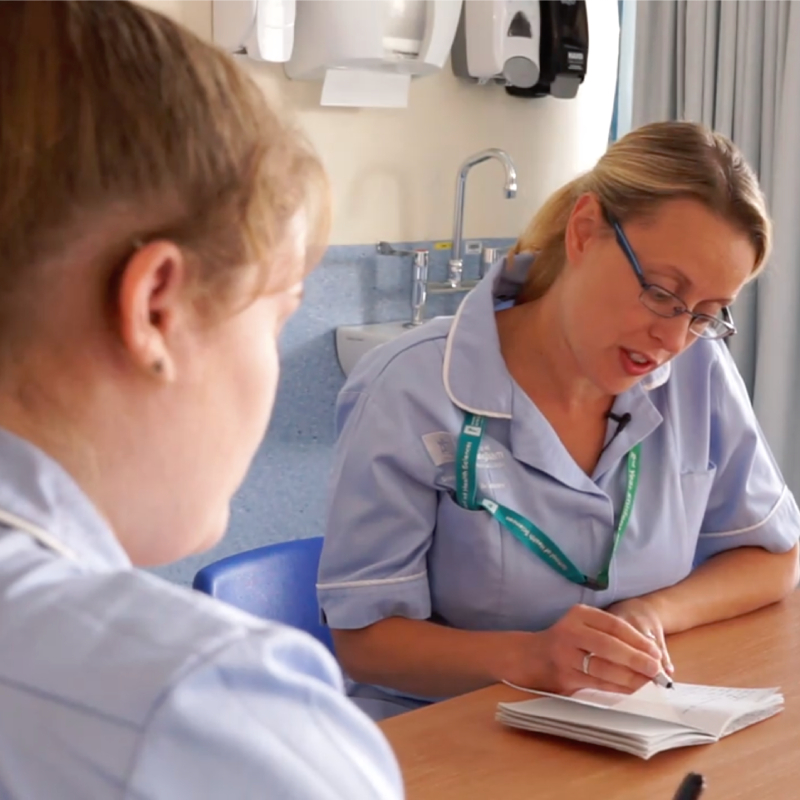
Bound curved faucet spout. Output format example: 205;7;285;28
449;148;517;287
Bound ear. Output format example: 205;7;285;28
564;193;606;266
115;242;189;381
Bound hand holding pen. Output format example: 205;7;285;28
500;604;668;695
606;596;675;687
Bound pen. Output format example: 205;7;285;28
644;632;673;688
653;669;674;689
672;772;705;800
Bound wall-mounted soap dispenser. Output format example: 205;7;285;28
212;0;295;62
284;0;463;108
451;1;541;89
506;1;589;99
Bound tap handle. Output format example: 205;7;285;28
377;241;415;258
480;246;500;277
377;242;430;266
410;249;429;327
411;249;429;282
411;249;429;268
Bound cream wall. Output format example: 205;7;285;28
141;1;620;245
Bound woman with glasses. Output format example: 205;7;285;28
319;121;800;722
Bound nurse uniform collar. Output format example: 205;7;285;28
442;254;673;421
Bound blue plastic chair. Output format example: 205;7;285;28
192;536;334;654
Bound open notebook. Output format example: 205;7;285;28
496;681;784;760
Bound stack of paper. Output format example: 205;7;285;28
496;682;783;760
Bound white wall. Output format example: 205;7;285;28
140;1;620;245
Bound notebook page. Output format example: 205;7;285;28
506;684;686;724
503;682;640;713
497;698;715;757
503;681;781;738
498;697;693;737
610;682;779;737
570;685;684;727
719;703;783;737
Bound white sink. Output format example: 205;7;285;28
335;320;423;377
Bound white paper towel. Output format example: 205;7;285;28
321;68;411;109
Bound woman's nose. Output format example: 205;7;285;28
649;312;695;354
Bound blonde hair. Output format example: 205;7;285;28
511;121;771;303
0;0;328;333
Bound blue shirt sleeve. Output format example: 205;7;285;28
127;625;404;800
694;342;800;562
318;388;439;631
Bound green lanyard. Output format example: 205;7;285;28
455;413;641;591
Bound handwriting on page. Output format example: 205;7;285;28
667;684;777;707
614;683;776;737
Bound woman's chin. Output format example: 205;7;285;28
592;363;649;396
161;511;230;564
191;513;230;556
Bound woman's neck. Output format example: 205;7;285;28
495;291;612;418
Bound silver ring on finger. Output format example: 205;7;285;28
582;651;594;676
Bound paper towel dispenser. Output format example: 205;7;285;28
451;1;541;89
506;0;589;99
284;0;463;108
212;0;295;63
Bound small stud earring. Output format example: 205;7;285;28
151;359;164;375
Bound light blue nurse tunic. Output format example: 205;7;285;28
318;254;800;721
0;428;403;799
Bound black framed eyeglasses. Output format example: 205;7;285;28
606;213;736;341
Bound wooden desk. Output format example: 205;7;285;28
379;594;800;799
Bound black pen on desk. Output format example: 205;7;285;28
672;772;705;800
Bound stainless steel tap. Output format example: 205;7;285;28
376;242;430;327
447;148;517;289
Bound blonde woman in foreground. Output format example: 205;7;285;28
0;2;402;798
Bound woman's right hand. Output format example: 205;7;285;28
504;604;664;695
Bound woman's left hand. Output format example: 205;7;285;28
606;597;675;677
